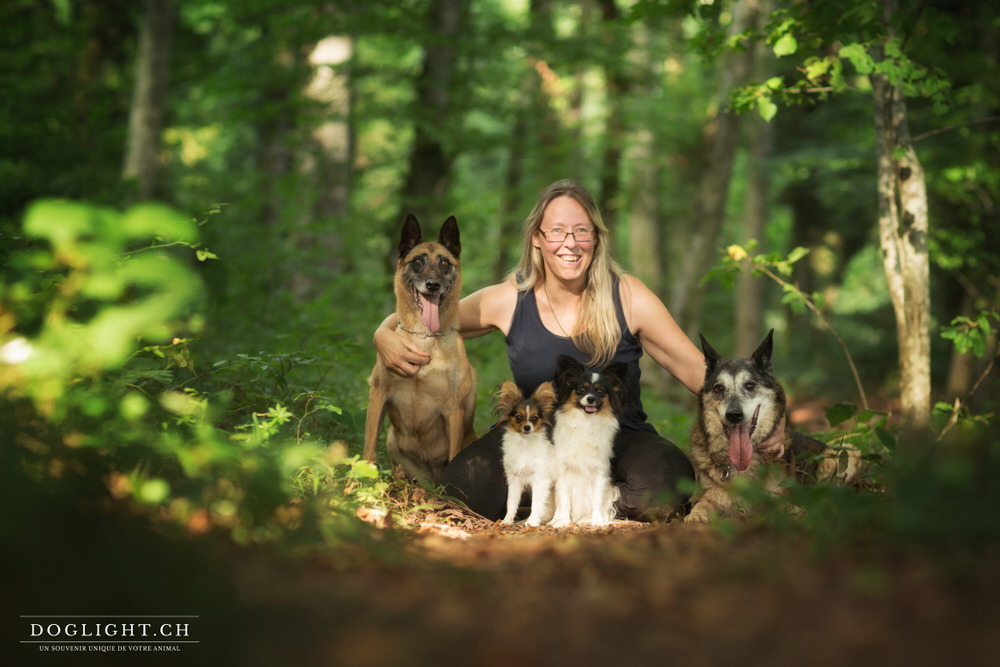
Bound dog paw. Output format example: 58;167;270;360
684;506;711;523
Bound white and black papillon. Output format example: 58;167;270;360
495;380;558;526
548;355;628;528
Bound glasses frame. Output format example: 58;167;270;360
537;227;597;243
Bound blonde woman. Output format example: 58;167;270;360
374;179;778;521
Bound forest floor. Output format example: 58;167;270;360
222;482;998;667
8;459;999;667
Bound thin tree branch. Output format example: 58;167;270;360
912;116;1000;143
759;266;870;411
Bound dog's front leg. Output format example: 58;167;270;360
363;384;388;464
548;480;572;528
685;484;733;523
444;404;465;461
503;477;523;524
587;477;613;526
525;478;553;527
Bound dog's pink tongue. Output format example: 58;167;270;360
419;293;441;332
729;424;753;471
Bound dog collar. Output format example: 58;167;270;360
396;324;458;338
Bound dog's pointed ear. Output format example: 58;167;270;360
438;216;461;259
399;214;423;259
751;329;774;373
494;380;523;417
699;333;721;372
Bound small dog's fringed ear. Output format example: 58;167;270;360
604;362;630;388
752;328;774;373
699;333;721;372
554;354;584;404
533;381;557;415
494;380;523;416
438;216;461;259
604;362;632;405
399;214;423;259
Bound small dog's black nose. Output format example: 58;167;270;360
725;410;743;424
521;424;532;434
425;281;440;293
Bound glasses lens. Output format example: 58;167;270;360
541;228;594;242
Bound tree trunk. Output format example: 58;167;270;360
597;0;626;227
122;0;174;201
670;0;760;338
397;0;464;229
871;11;931;430
496;0;555;281
735;0;774;357
735;112;772;356
291;35;353;297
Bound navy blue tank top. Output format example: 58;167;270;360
504;277;655;433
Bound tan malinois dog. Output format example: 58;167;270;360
363;214;476;482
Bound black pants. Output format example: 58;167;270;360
439;423;695;521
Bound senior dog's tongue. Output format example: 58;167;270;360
419;292;441;332
729;424;753;471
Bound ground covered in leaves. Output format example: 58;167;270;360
6;475;998;667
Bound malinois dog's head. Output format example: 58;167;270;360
395;214;462;334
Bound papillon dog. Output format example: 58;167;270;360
548;355;628;528
495;380;558;526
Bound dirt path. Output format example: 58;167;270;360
7;482;997;667
233;492;998;667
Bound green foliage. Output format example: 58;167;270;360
728;3;954;120
941;311;999;358
1;200;383;550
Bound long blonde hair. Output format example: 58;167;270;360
513;179;624;367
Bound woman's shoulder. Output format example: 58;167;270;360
617;272;653;306
617;272;665;332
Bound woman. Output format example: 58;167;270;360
374;179;776;520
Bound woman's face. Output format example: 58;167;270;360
532;195;596;285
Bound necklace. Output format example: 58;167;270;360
543;282;574;338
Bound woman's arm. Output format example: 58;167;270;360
619;274;705;394
458;279;518;339
372;313;430;376
371;279;517;376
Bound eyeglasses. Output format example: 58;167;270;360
538;226;596;243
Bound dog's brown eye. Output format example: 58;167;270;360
514;414;523;422
412;257;425;269
744;382;756;392
438;257;451;269
712;384;724;395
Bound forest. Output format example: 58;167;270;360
2;0;999;665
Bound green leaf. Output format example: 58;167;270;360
757;96;778;122
826;402;858;427
875;427;897;451
773;33;798;58
786;246;810;264
838;43;873;75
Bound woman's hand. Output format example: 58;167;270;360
757;414;786;459
374;325;430;377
